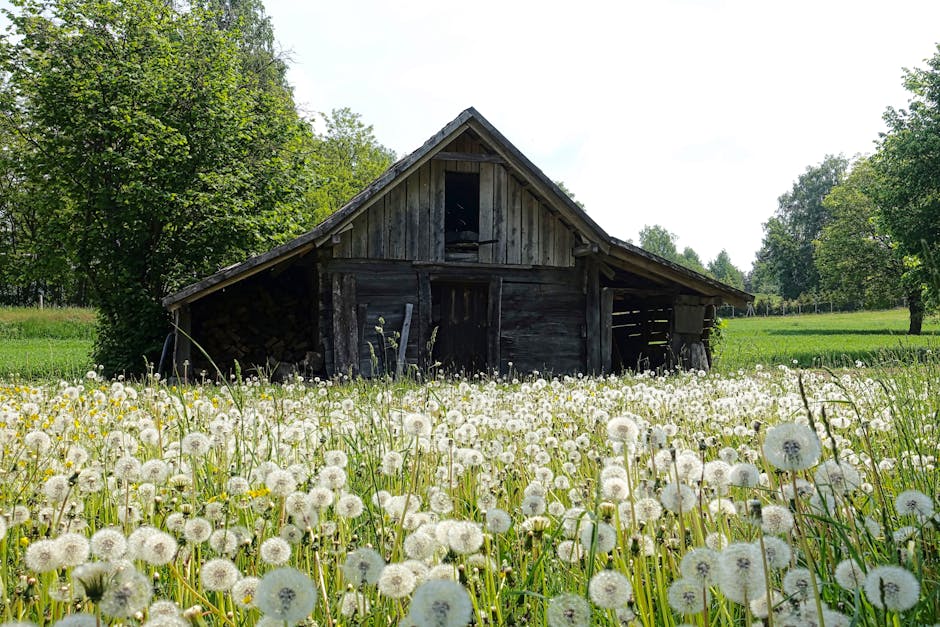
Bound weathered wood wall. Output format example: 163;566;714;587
333;131;576;268
319;257;587;376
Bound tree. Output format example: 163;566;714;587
307;108;396;224
872;45;940;334
555;180;585;209
814;158;905;310
707;250;745;290
639;225;680;262
0;0;313;373
755;155;849;299
679;247;709;275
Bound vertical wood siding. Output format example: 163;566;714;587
333;133;576;268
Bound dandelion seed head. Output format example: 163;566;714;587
588;569;632;609
255;567;317;624
863;565;920;611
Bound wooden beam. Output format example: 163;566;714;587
431;151;506;164
585;261;601;373
396;303;414;377
601;287;613;373
487;278;502;373
572;242;599;257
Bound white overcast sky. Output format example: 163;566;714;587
264;0;940;270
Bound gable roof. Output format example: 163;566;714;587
163;107;752;310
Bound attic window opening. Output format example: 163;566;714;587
445;171;479;244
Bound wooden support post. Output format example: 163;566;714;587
418;272;432;367
396;303;414;377
487;278;502;373
585;261;601;373
331;273;359;376
601;287;613;374
174;306;192;382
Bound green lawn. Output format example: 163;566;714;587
0;307;96;379
716;307;939;370
0;306;938;379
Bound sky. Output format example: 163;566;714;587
263;0;940;271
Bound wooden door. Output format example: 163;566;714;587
432;282;489;372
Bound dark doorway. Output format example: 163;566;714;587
431;281;489;372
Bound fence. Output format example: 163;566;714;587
718;298;909;318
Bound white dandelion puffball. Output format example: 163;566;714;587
485;508;512;534
99;568;153;619
546;593;592;627
834;559;866;591
407;579;473;627
680;547;720;586
894;489;934;520
260;537;292;566
90;528;127;561
200;558;240;592
377;563;417;599
717;543;766;604
254;567;317;624
762;423;821;471
863;565;920;611
588;570;632;609
342;547;386;586
760;504;794;535
606;415;640;442
667;577;709;615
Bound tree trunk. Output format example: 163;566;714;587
908;288;924;335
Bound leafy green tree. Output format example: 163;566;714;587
639;225;680;262
308;108;396;224
555;180;585;209
755;155;849;298
814;159;904;310
679;247;709;275
707;250;745;290
0;0;312;373
872;45;940;334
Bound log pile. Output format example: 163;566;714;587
189;263;321;377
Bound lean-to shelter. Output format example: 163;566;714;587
162;108;751;378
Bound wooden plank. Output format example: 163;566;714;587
368;196;386;259
585;261;600;373
478;162;495;263
173;306;192;381
431;151;505;163
507;177;522;264
540;206;554;266
430;160;445;262
417;163;430;261
331;273;359;376
601;287;613;373
554;220;568;267
352;214;368;258
487;277;502;372
492;164;506;264
396;303;414;377
388;184;405;259
406;174;420;259
417;271;431;368
522;191;539;265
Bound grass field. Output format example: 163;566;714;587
0;307;96;379
716;308;939;371
0;306;938;378
0;309;937;625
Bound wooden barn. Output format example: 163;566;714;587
162;108;751;379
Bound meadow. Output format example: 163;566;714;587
0;308;96;380
0;308;937;626
716;308;939;371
